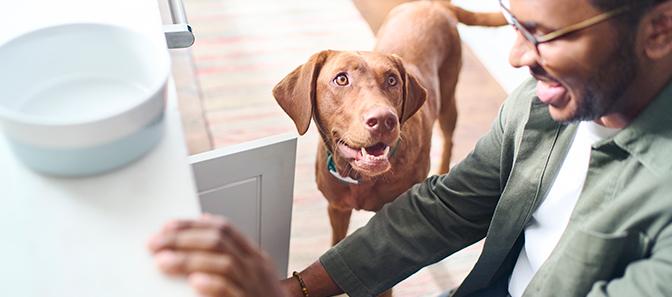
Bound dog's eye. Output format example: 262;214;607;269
387;75;398;86
334;74;349;86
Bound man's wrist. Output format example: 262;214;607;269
280;261;344;297
292;271;311;296
280;276;305;297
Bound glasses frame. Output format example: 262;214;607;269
499;0;631;54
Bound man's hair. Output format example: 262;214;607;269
590;0;664;27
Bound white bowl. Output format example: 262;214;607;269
0;23;170;176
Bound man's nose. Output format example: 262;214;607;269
509;32;538;68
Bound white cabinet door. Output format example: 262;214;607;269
189;133;297;277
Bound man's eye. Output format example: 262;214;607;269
334;74;349;86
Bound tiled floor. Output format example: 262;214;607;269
172;0;507;295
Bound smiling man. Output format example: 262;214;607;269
148;0;672;296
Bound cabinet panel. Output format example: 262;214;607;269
190;133;297;277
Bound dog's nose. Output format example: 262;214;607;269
364;108;398;132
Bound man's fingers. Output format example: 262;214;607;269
189;272;245;297
150;227;244;256
148;219;209;252
201;213;258;255
153;215;232;238
169;214;258;255
154;250;242;282
154;251;185;275
149;214;257;256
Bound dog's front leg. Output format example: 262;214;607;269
328;204;353;246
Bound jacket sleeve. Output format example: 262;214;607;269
587;222;672;297
318;79;532;296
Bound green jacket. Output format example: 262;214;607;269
320;78;672;297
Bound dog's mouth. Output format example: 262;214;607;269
336;141;392;176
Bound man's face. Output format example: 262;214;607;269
508;0;639;123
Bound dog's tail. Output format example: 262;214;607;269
437;1;508;27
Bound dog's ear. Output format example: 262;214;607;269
402;72;428;124
391;54;427;125
273;50;331;135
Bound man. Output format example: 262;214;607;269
148;0;672;296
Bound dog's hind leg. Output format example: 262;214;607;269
437;95;458;174
328;204;353;246
437;52;461;174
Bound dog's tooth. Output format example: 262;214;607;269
384;146;390;156
361;147;368;157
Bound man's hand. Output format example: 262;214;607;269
148;214;288;297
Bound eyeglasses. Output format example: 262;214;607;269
499;0;631;55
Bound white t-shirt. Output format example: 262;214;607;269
508;121;620;297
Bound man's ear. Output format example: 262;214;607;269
390;54;427;124
273;50;331;135
643;1;672;59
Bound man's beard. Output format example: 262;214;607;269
565;36;638;123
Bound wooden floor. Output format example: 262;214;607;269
171;0;507;295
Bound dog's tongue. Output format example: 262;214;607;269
365;143;388;157
355;143;391;162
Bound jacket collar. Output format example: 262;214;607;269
611;82;672;177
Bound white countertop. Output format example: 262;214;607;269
0;0;200;296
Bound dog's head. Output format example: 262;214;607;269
273;50;427;177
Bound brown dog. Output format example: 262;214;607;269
273;0;505;258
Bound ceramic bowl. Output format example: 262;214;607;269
0;23;171;176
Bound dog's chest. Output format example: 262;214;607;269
334;183;401;211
